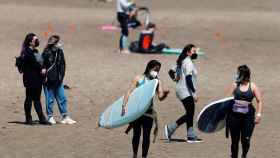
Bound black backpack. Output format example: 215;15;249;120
15;55;24;73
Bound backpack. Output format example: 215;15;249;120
15;55;24;73
168;66;181;82
129;41;140;53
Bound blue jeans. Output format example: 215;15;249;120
43;84;68;118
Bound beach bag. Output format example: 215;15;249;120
15;55;24;73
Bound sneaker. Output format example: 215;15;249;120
39;120;51;125
120;49;130;54
48;117;56;125
187;137;203;143
60;116;77;125
164;125;171;141
25;120;33;125
164;122;177;141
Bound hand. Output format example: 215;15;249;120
193;93;198;102
129;8;137;18
255;115;261;124
121;105;128;116
41;69;47;75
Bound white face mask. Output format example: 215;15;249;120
56;42;63;48
150;70;158;78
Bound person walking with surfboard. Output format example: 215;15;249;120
226;65;263;158
122;60;169;158
164;44;203;143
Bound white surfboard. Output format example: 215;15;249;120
99;79;158;129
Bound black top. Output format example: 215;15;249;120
22;47;44;88
42;47;66;88
233;83;254;102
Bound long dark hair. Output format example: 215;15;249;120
143;60;161;77
236;65;251;84
176;44;195;68
45;35;60;50
20;33;36;55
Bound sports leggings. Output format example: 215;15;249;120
175;96;195;129
24;87;46;122
228;108;255;158
117;12;129;50
132;115;153;157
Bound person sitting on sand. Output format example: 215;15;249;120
129;22;169;53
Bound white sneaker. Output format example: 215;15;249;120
120;49;130;54
48;117;56;125
60;116;77;125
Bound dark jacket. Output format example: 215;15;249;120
22;47;44;88
42;47;66;88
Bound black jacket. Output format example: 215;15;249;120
22;47;44;88
42;47;66;88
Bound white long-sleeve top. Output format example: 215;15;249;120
117;0;133;14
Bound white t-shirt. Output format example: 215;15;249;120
117;0;133;14
176;57;198;100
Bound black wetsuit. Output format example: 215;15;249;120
229;83;255;158
131;77;154;157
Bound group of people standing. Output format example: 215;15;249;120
18;33;76;125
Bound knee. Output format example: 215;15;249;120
122;29;129;36
241;136;250;145
47;97;55;105
142;135;150;144
133;130;141;140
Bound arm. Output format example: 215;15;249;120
185;75;195;94
120;0;134;10
182;61;197;100
60;49;66;80
252;83;263;124
121;75;141;116
156;80;169;101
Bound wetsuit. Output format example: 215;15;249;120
131;76;154;158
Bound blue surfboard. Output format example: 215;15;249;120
197;97;234;133
99;79;158;129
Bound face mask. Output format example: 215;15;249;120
235;71;243;83
34;39;40;47
149;70;158;79
191;53;198;60
56;42;63;49
234;73;239;81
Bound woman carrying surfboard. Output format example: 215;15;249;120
164;44;203;143
122;60;169;158
226;65;263;158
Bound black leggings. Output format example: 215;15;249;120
24;87;46;122
117;12;129;50
229;112;255;158
176;96;195;129
117;12;129;36
132;115;153;157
